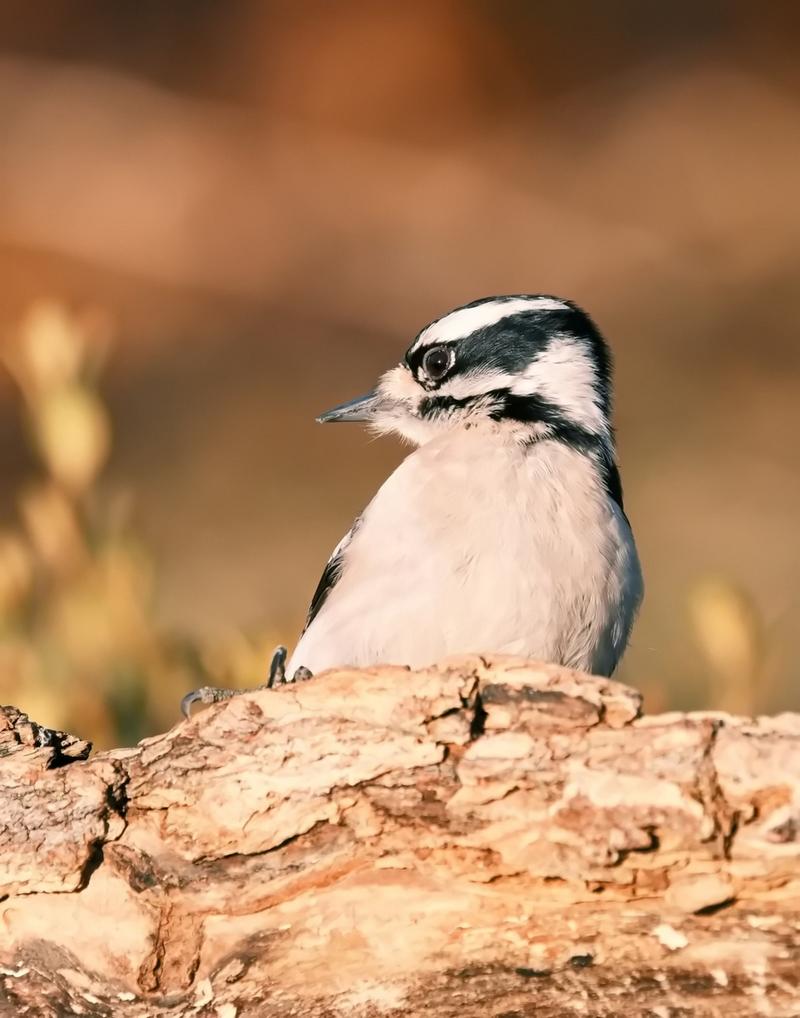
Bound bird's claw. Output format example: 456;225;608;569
266;646;313;686
180;646;313;719
180;685;239;719
266;645;287;688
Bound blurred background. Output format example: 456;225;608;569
0;1;798;747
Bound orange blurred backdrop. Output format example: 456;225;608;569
0;1;798;744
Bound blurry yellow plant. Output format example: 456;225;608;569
688;576;764;715
0;301;254;748
0;531;34;618
6;301;111;493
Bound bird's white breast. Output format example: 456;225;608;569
289;426;642;677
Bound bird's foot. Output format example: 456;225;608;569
264;646;313;687
180;646;314;719
265;644;288;688
179;684;240;718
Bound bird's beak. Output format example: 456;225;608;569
316;389;383;424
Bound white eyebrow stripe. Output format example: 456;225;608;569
511;336;607;434
411;297;571;352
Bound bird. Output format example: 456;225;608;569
181;294;643;717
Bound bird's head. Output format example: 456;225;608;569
318;295;615;452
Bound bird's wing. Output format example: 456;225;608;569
301;518;361;634
601;457;625;514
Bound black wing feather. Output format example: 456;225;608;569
301;518;360;634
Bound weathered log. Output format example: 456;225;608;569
1;656;799;1017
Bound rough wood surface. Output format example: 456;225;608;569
1;656;799;1017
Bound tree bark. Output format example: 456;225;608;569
1;656;799;1017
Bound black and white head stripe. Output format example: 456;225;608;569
394;294;624;508
408;295;574;353
404;295;613;436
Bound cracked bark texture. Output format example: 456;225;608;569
1;656;799;1017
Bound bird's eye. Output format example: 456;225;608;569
421;346;453;382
